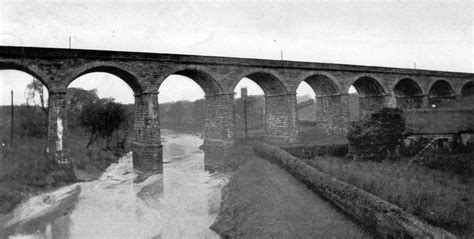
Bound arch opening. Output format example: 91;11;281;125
428;80;455;108
0;69;49;180
428;80;454;97
349;77;386;120
0;62;47;89
351;76;385;97
158;74;206;131
67;72;135;164
233;78;265;139
243;72;287;96
72;66;142;95
170;69;222;96
461;81;474;97
0;69;49;107
393;78;423;108
303;74;338;96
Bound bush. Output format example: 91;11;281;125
399;137;431;157
282;144;348;159
420;152;473;177
347;108;406;161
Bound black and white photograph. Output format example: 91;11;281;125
0;0;472;238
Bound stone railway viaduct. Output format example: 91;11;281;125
1;46;473;171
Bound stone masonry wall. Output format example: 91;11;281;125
132;93;162;172
315;95;349;136
204;93;235;146
359;95;390;119
264;94;298;143
404;108;474;134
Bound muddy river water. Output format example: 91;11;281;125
3;130;370;238
4;130;227;238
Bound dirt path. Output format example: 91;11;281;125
211;156;372;238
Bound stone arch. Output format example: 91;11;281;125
461;81;474;97
168;69;222;95
69;65;143;94
428;80;455;108
234;70;288;95
299;72;340;96
393;78;423;96
428;80;455;97
393;78;423;108
0;61;49;89
350;76;385;97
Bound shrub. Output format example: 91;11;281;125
347;108;406;161
420;152;473;177
399;137;431;157
282;144;348;159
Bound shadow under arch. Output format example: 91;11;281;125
349;76;387;120
393;78;423;108
235;71;288;96
461;81;474;97
350;76;385;97
69;65;142;94
300;73;340;96
428;80;455;97
428;80;456;108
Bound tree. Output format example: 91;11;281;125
25;78;48;116
191;99;206;129
347;108;406;161
79;101;126;148
67;88;100;128
169;101;184;126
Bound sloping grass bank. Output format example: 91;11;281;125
0;131;128;214
303;155;472;237
0;138;76;213
254;143;457;238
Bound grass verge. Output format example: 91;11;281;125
303;156;472;236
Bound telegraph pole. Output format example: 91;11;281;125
10;90;14;147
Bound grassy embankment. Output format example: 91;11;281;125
0;104;130;214
302;154;473;236
0;130;128;213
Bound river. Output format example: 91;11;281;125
3;130;228;238
2;130;371;238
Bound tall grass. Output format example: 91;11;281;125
0;138;55;185
303;156;472;235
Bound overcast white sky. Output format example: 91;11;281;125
0;0;472;105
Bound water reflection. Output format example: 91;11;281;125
2;130;233;238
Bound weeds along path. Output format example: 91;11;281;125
211;156;372;238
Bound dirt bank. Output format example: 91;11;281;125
211;156;372;238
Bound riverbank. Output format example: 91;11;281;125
0;144;127;215
211;153;371;238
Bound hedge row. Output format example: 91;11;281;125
281;144;348;159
